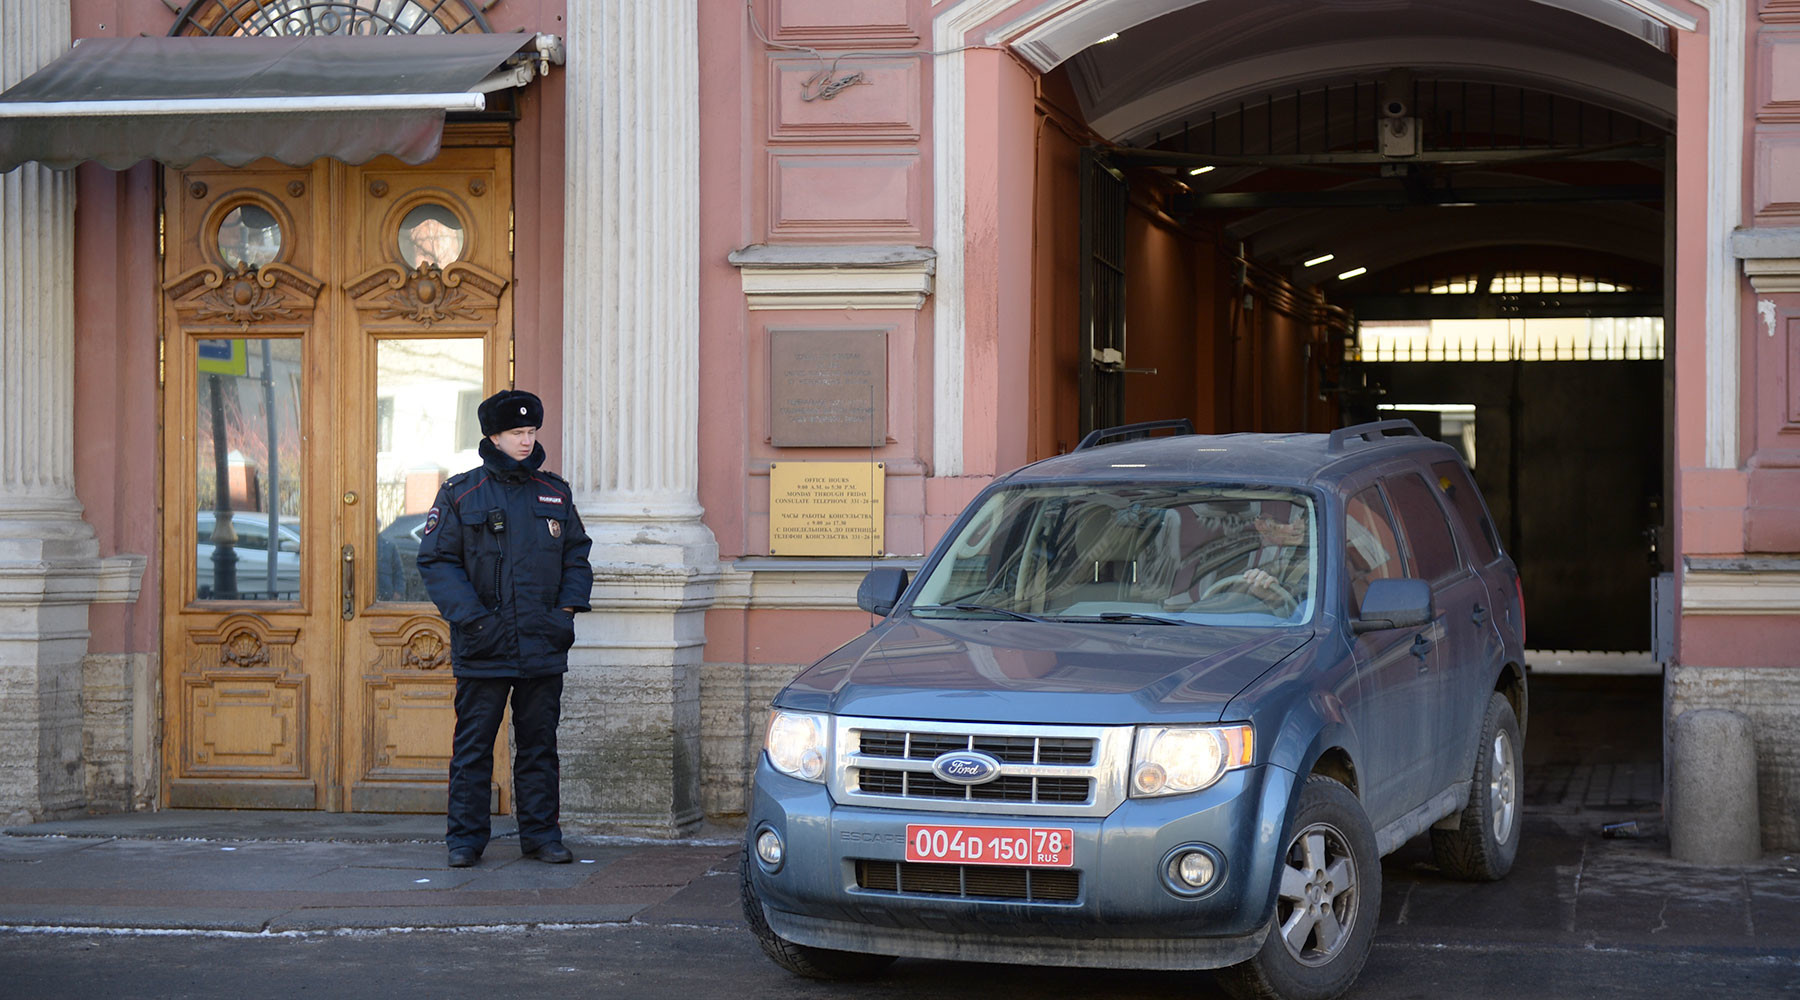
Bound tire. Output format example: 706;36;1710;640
1430;691;1523;881
739;850;895;980
1218;775;1381;1000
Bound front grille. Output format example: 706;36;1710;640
855;859;1081;903
858;730;1096;766
833;717;1131;818
856;769;1091;803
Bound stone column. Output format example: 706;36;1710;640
560;0;719;837
0;1;142;824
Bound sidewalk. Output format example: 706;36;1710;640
0;811;745;933
1;806;1796;957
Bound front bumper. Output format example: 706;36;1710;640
745;759;1296;971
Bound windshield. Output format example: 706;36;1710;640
911;484;1317;627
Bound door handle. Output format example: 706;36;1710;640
1472;603;1490;625
1410;632;1432;669
341;543;355;621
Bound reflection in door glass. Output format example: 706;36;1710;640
217;204;283;269
194;338;303;601
374;338;485;602
397;203;465;269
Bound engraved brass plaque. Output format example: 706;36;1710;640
769;461;885;557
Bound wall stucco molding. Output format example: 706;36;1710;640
729;244;936;310
1734;226;1800;290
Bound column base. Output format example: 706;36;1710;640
559;507;720;837
0;507;146;823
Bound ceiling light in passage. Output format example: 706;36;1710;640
1097;32;1120;42
1337;266;1367;280
1187;165;1215;176
1303;253;1335;267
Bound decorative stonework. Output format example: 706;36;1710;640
1682;558;1800;613
729;244;935;310
1734;227;1800;291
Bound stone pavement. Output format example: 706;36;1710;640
0;806;1796;961
1;674;1797;961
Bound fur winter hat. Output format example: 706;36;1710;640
477;389;544;436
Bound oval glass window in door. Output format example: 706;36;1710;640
397;203;465;269
217;204;282;269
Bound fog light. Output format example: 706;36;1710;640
756;829;785;869
1174;850;1215;888
1161;843;1224;897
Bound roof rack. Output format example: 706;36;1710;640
1074;419;1194;451
1327;419;1423;452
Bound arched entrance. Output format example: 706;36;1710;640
936;0;1722;817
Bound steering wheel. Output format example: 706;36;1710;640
1200;571;1298;611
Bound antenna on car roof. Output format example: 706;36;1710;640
1073;418;1195;451
1326;418;1423;452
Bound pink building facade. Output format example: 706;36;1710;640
0;0;1795;847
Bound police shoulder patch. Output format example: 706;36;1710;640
423;506;441;535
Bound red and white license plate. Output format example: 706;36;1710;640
904;824;1075;867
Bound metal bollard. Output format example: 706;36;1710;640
1668;708;1762;864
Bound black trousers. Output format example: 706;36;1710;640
447;674;564;852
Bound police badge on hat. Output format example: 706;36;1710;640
547;519;561;538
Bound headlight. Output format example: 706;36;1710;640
1131;724;1254;796
764;710;829;782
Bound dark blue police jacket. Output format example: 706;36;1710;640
416;439;594;678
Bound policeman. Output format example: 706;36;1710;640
417;389;593;868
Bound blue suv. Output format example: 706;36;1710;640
742;420;1528;1000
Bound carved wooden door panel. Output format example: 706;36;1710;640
161;146;512;812
338;148;512;812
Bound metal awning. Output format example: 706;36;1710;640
0;32;562;172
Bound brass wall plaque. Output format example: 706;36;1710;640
769;461;885;557
770;330;886;447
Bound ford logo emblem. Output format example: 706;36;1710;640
931;750;1002;785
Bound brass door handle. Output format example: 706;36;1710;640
341;543;355;620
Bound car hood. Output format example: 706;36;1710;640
777;617;1315;725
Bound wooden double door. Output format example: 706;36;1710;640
160;146;513;812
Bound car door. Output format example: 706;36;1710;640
1341;479;1435;828
1384;470;1497;797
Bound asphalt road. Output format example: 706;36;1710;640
5;921;1796;1000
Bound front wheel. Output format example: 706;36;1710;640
1218;775;1380;1000
1430;691;1523;881
739;850;895;980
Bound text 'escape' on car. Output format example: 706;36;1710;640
742;420;1527;1000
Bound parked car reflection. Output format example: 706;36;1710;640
376;511;430;602
196;511;301;601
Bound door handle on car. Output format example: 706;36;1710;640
1409;632;1432;666
1471;603;1490;625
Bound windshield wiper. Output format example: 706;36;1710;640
1088;611;1191;626
913;603;1054;623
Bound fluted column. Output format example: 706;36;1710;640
559;0;718;837
0;1;140;824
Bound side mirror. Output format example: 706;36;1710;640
1353;578;1432;633
856;567;910;616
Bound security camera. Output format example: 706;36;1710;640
1382;98;1408;118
